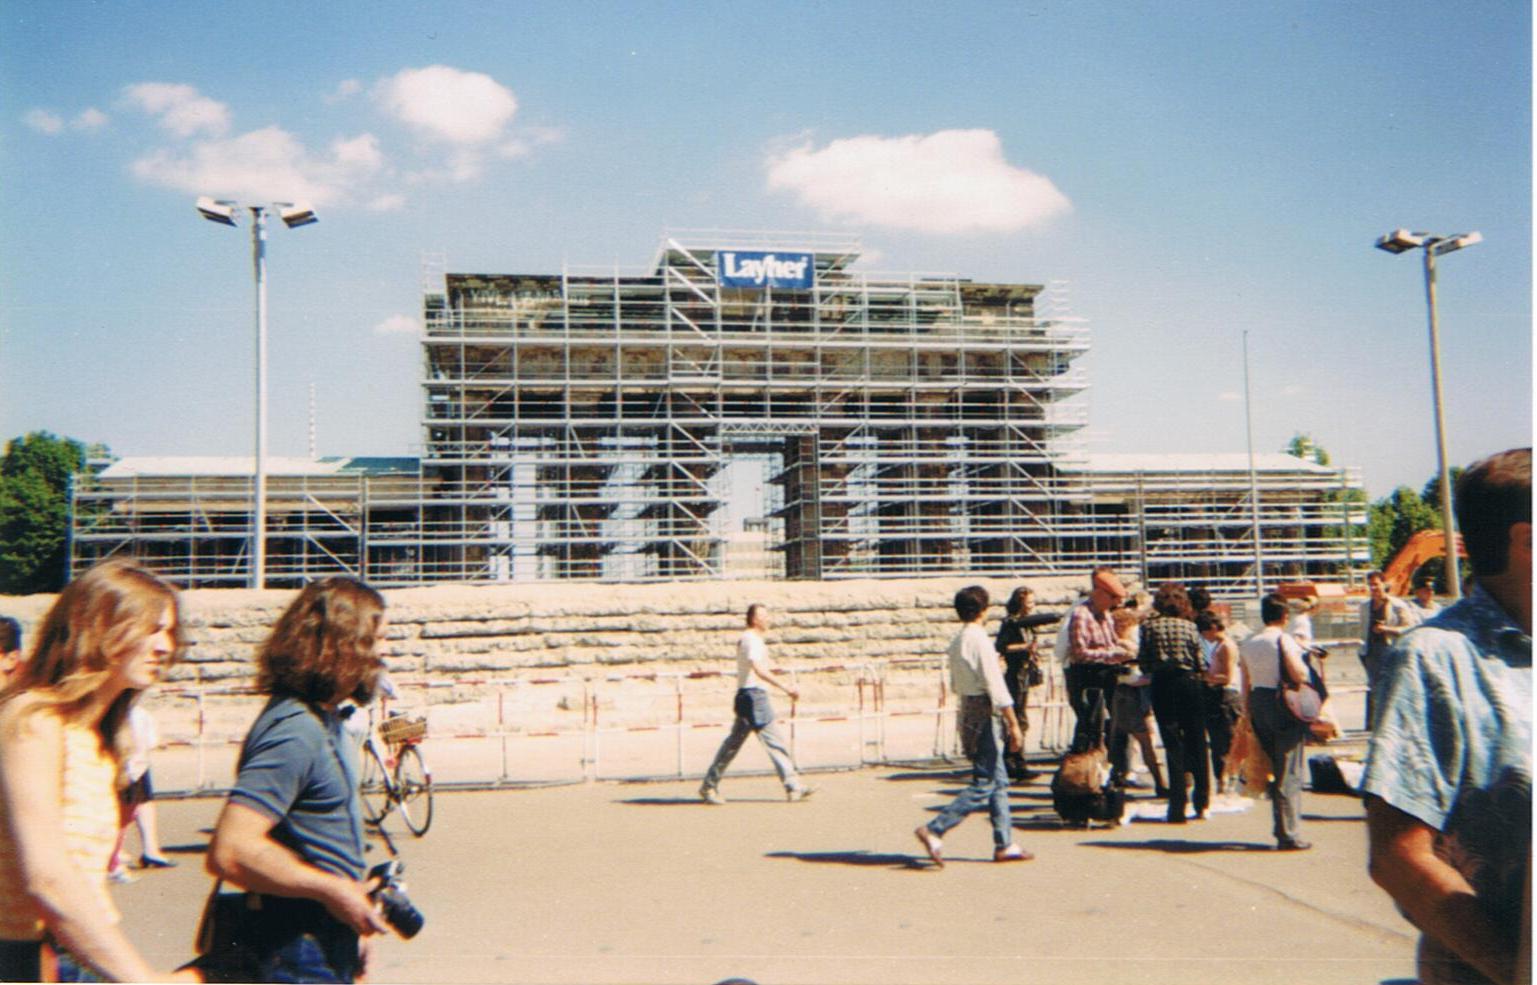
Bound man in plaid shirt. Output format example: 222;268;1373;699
1063;567;1137;750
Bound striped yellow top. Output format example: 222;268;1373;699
0;711;122;940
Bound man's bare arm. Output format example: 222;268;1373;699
1365;795;1518;985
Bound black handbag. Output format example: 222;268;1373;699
186;882;260;982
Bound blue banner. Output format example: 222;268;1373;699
715;250;815;290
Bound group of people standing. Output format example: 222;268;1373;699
0;567;400;982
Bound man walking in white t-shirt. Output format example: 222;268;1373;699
700;604;813;804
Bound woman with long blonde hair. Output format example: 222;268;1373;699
0;560;185;982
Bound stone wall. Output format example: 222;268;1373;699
2;577;1092;746
3;576;1087;687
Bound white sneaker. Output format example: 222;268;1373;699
786;786;814;802
108;868;135;884
699;785;726;805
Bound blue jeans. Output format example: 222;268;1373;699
926;712;1013;849
256;930;359;984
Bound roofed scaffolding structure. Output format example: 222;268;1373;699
68;231;1369;593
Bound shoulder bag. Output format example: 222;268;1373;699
183;880;261;982
1277;635;1328;724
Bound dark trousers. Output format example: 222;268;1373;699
1201;685;1243;781
1064;663;1120;751
1150;670;1210;820
1249;687;1308;844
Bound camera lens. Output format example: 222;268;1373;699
379;887;425;939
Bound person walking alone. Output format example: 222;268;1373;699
1240;592;1314;851
914;586;1031;866
700;605;812;804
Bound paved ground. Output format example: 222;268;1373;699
115;759;1416;985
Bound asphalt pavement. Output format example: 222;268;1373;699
113;758;1416;985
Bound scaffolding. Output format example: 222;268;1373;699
67;231;1369;594
416;231;1092;582
1052;454;1370;595
70;458;427;587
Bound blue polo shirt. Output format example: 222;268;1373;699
229;695;366;881
1361;585;1531;985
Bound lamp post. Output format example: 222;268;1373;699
196;197;318;589
1242;330;1265;600
1374;228;1481;599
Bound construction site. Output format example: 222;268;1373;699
69;231;1370;594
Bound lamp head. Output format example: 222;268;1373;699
277;202;318;229
196;197;240;227
1375;228;1427;254
1431;230;1483;256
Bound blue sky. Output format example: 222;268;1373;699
1;1;1529;499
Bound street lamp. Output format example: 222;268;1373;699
1374;227;1481;599
196;197;318;589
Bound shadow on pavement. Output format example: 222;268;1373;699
1082;838;1274;853
883;770;970;782
618;797;787;806
161;842;208;856
1302;812;1366;822
765;850;933;870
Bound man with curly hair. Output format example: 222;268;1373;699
204;578;393;982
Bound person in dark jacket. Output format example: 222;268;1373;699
1137;582;1209;824
994;586;1042;780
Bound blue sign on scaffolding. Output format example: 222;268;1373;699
715;250;815;290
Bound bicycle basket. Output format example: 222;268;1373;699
378;715;427;744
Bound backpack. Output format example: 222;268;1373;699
1050;690;1126;826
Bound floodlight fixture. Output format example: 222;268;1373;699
1374;227;1483;599
1430;230;1482;256
196;196;240;226
278;201;318;229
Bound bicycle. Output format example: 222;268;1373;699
359;709;434;836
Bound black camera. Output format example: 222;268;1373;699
367;860;425;939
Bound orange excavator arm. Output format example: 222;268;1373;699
1383;530;1467;596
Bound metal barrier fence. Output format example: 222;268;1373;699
142;641;1368;797
142;659;1081;796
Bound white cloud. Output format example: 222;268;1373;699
72;107;108;131
23;109;63;135
765;129;1071;235
372;314;420;336
376;66;517;144
123;82;230;137
1218;391;1242;402
130;126;385;206
1281;383;1305;397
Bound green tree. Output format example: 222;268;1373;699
1418;467;1465;512
0;432;93;594
1367;485;1442;570
1286;433;1331;466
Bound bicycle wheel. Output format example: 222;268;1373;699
359;743;392;825
394;745;433;836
